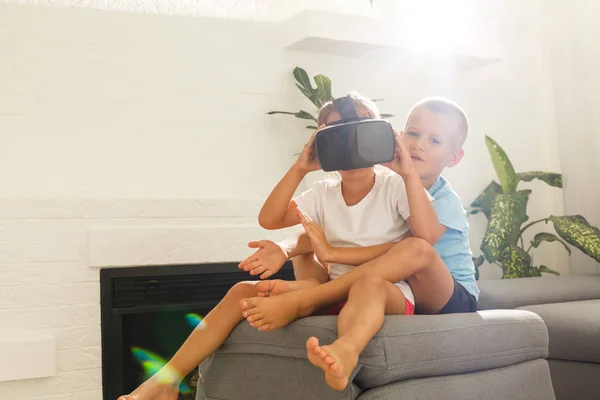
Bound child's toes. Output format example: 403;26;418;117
247;313;263;324
240;297;260;310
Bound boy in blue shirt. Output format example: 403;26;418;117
239;97;478;390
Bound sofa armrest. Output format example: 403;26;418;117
477;275;600;309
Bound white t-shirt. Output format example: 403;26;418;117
293;167;434;305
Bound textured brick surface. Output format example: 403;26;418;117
88;224;289;267
57;347;102;372
0;196;293;398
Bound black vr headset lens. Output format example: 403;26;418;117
315;97;395;172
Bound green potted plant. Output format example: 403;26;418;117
469;136;600;279
267;66;393;129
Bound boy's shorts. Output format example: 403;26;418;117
422;278;477;314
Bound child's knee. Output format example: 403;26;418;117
350;275;387;294
292;252;326;270
227;281;258;299
292;252;329;282
292;252;315;269
393;237;435;260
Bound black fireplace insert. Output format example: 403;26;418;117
100;262;295;400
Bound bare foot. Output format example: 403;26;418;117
240;291;305;331
255;279;290;297
117;375;179;400
306;336;359;391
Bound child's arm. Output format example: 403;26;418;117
403;172;446;244
326;243;396;266
258;126;323;230
390;131;445;245
278;228;315;259
257;166;305;229
297;208;396;266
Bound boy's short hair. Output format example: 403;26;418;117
409;97;469;148
317;91;380;126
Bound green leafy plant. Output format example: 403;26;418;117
469;136;600;279
267;66;394;129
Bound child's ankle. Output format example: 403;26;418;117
153;364;183;387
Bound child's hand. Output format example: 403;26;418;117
383;129;418;179
294;125;325;174
238;240;288;280
296;207;334;263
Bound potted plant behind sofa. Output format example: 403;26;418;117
267;66;394;130
469;136;600;279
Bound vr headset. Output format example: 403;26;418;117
315;97;395;172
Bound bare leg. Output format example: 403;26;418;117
118;281;259;400
241;238;454;331
293;251;330;282
307;275;406;390
255;252;330;297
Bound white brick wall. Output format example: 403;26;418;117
0;198;292;399
0;2;575;398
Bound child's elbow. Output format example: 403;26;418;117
424;235;438;246
414;231;439;246
258;213;279;230
424;231;443;246
258;215;275;230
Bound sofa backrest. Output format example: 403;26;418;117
477;275;600;309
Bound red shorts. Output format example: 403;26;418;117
320;298;415;316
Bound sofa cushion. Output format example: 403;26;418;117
478;276;600;310
356;359;555;400
200;310;548;393
518;299;600;363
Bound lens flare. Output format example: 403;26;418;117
131;347;192;394
185;313;206;330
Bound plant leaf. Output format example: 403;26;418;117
293;67;315;93
267;111;296;116
313;74;333;108
485;136;518;193
379;113;395;118
538;265;561;275
549;215;600;262
294;110;317;121
306;125;318;130
481;192;529;262
295;83;314;101
517;171;562;188
499;245;532;279
293;67;319;108
531;232;571;255
266;110;317;122
470;181;503;218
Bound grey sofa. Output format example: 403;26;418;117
478;275;600;400
196;275;599;399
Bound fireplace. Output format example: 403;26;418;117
100;262;295;400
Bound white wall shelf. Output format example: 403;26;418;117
282;10;502;69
